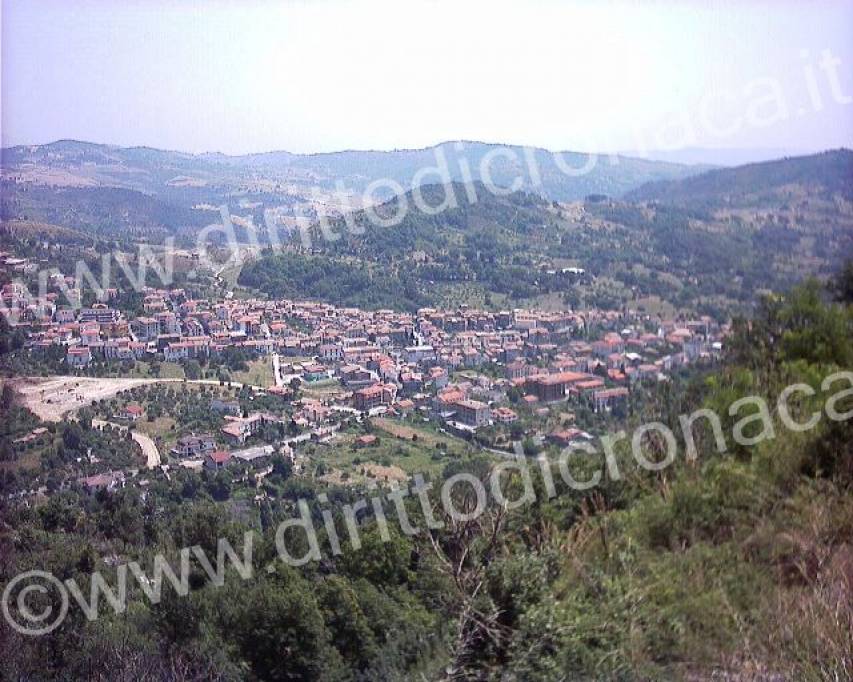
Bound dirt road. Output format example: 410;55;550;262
131;430;161;468
91;418;161;468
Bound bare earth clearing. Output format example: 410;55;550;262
13;375;267;423
15;377;163;421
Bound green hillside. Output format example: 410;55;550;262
627;149;853;206
239;152;853;317
1;140;706;240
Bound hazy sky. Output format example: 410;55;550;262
2;0;852;155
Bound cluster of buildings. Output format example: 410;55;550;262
1;253;734;497
9;281;726;437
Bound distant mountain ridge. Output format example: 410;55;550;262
218;140;712;199
621;147;815;167
2;139;709;202
627;149;853;206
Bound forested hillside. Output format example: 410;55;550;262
0;182;213;240
4;144;850;315
627;149;853;206
239;151;853;317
